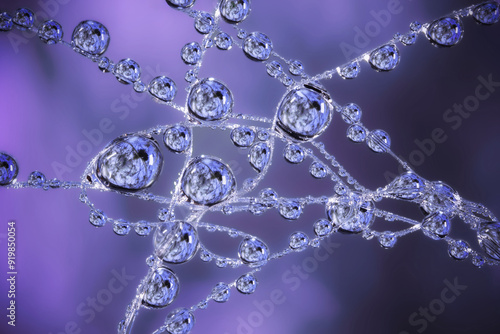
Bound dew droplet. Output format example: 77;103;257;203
211;283;230;303
89;209;106;227
284;143;305;164
28;171;46;188
347;124;366;143
266;60;283;78
215;32;233;50
38;20;63;44
113;219;131;236
0;12;13;32
236;273;258;294
181;156;236;205
166;0;196;9
309;162;327;179
114;58;141;84
279;200;303;220
243;32;273;61
384;172;426;200
71;20;110;56
13;8;34;30
339;61;360;79
220;0;251;23
289;232;309;251
187;78;233;121
378;231;397;248
249;142;271;172
401;32;417;46
473;2;500;25
230;126;255;147
421;212;450;240
426;17;464;47
238;237;269;267
341;103;362;124
96;135;163;191
448;240;470;260
164;125;191;153
366;129;391;153
259;188;278;207
194;12;214;34
276;83;333;141
181;42;202;65
135;221;151;236
314;218;333;237
327;193;375;233
288;60;304;76
369;44;400;72
142;267;179;309
165;308;195;334
477;221;500;261
154;221;199;264
148;76;177;102
0;153;18;186
420;181;460;216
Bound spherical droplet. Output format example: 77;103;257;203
220;0;251;23
369;44;400;72
166;0;196;9
181;42;202;65
477;221;500;261
165;308;195;334
276;84;334;141
89;209;106;227
420;181;460;216
339;61;360;79
401;32;417;46
28;171;46;188
426;17;464;47
378;232;397;248
279;200;303;220
149;76;177;102
135;221;151;236
194;12;214;34
243;32;273;61
0;12;13;32
187;78;233;121
341;103;362;124
72;20;110;56
289;231;309;250
113;219;131;236
0;153;18;186
310;162;327;179
164;125;191;153
249;142;271;172
96;135;163;191
284;143;305;164
266;60;283;78
259;188;278;207
211;283;230;303
327;193;375;233
181;156;236;205
231;126;255;147
384;172;426;200
288;60;304;76
367;129;391;153
473;2;500;25
142;267;179;309
238;237;269;267
347;124;366;143
13;8;34;30
114;58;141;84
314;218;333;237
422;212;450;240
448;240;470;260
154;221;199;264
236;273;258;294
38;20;63;44
215;32;233;50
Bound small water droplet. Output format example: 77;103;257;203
279;200;303;220
38;20;63;44
181;42;202;65
114;58;141;84
194;12;214;34
154;221;199;264
142;267;179;309
164;125;191;153
249;142;271;172
72;20;110;56
215;32;233;50
149;76;177;102
187;78;233;121
347;124;366;143
243;32;273;61
236;273;258;294
165;308;195;334
220;0;251;23
239;237;269;267
426;17;464;47
339;61;360;79
473;2;500;25
231;126;255;147
289;232;309;251
367;129;391;153
211;283;230;303
369;44;400;72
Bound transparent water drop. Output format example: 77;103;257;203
71;20;110;56
279;200;303;220
266;60;283;78
420;181;460;216
220;0;251;23
421;212;450;240
96;134;163;191
89;209;106;227
448;240;470;260
401;32;417;46
165;308;195;334
384;172;426;200
0;152;18;186
341;103;362;124
133;81;146;93
135;221;151;236
114;58;141;84
0;12;13;32
166;0;196;9
211;283;230;303
13;8;34;30
288;60;304;76
181;42;202;65
158;208;170;222
238;237;269;267
257;130;270;141
142;267;179;309
200;250;212;262
28;171;46;188
473;2;500;25
367;129;391;153
154;221;199;264
310;162;327;179
38;20;63;44
477;222;500;261
426;17;464;47
289;231;309;250
236;273;258;294
314;218;333;237
472;254;485;268
283;143;304;164
243;32;273;61
181;156;236;205
98;57;112;72
378;231;397;248
339;61;360;79
149;76;177;102
187;78;233;121
230;126;255;147
185;69;197;83
194;12;214;34
327;193;375;233
164;125;191;153
216;258;228;268
276;83;334;141
113;219;131;236
347;124;366;143
259;188;278;207
410;21;422;31
369;44;400;72
215;32;233;50
249;142;271;172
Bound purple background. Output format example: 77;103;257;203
1;1;500;334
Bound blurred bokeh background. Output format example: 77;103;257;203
1;0;500;333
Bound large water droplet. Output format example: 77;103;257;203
220;0;251;23
477;222;500;261
421;212;450;240
71;20;110;56
114;58;141;84
38;20;63;44
0;12;14;32
426;17;464;47
238;237;269;267
243;32;273;61
276;84;334;141
96;134;163;191
420;181;460;215
327;193;375;233
249;142;271;172
166;0;196;9
154;221;199;264
194;12;214;34
230;126;255;147
13;8;34;30
181;156;236;205
165;308;195;334
142;267;179;309
369;44;400;71
187;78;233;121
384;172;426;200
149;76;177;102
164;125;191;153
473;2;500;25
0;153;18;186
